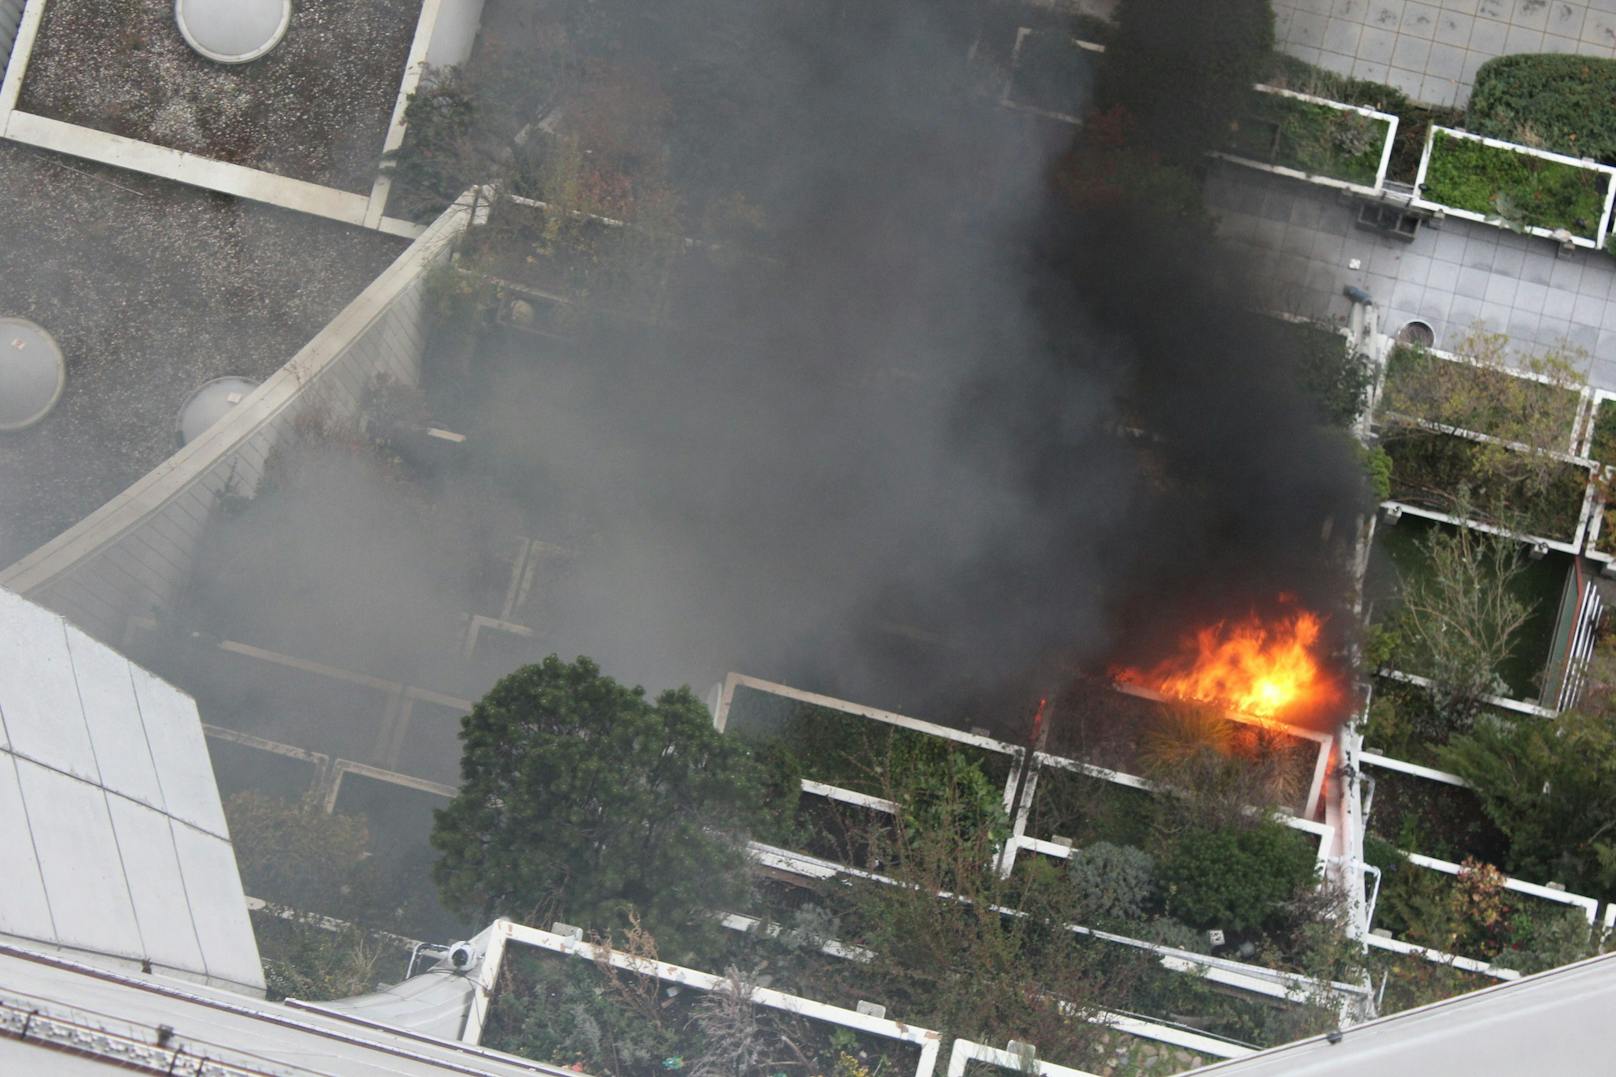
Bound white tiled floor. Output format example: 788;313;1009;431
1274;0;1616;106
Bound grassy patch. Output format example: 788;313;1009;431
1422;131;1608;237
1225;91;1389;185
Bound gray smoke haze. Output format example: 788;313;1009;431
163;0;1365;735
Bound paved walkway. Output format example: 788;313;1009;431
1207;162;1616;388
1274;0;1616;107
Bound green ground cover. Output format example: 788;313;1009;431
1225;90;1389;185
1421;130;1608;237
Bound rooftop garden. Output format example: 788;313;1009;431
18;0;420;192
1223;88;1391;187
1419;130;1610;240
0;143;402;567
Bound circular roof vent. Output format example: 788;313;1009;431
178;376;258;446
0;318;66;432
1396;320;1435;348
175;0;291;64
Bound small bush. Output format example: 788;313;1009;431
1068;841;1155;923
1468;54;1616;165
1157;819;1320;933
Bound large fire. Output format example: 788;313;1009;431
1115;608;1342;726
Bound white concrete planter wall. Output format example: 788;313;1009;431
1361;847;1598;979
713;672;1027;866
997;747;1335;888
751;840;1371;1013
1212;84;1400;198
1412;125;1616;250
0;0;486;237
460;920;944;1076
0;192;480;645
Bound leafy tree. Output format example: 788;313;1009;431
431;655;780;959
1102;0;1276;164
1440;664;1616;895
829;758;1137;1065
1391;521;1531;728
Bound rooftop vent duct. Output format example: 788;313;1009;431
0;318;66;431
175;0;291;64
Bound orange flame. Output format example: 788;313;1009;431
1115;609;1342;725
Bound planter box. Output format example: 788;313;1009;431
1379;343;1587;456
468;921;939;1075
1377;429;1595;552
1000;27;1103;124
1365;849;1597;974
1215;85;1398;196
1413;126;1616;249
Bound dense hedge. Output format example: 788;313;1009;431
1467;54;1616;165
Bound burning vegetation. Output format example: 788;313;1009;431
1114;604;1347;731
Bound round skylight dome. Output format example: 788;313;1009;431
178;376;258;446
175;0;292;64
0;318;66;432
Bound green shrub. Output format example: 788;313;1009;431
1468;53;1616;165
1068;841;1155;923
1226;93;1388;185
1157;819;1320;933
1496;905;1595;974
1421;131;1608;237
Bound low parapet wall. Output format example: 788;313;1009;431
0;191;479;644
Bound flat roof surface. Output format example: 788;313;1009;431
0;587;263;994
0;944;571;1076
1191;950;1616;1075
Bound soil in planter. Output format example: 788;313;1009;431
1421;131;1609;238
1225;92;1388;186
1367;516;1567;700
1378;429;1588;542
18;0;420;194
1364;765;1510;865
